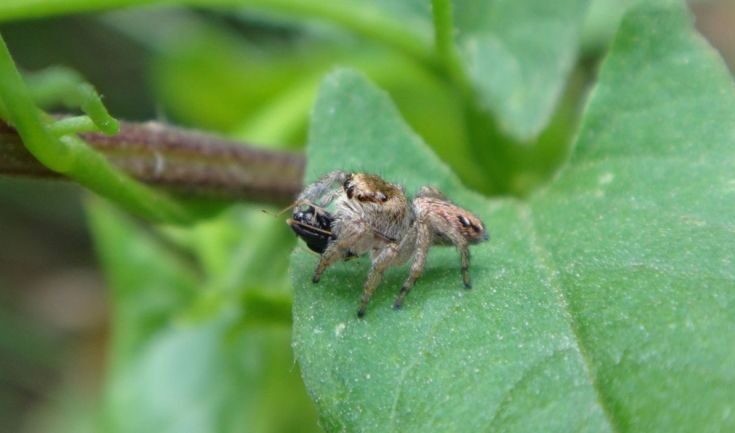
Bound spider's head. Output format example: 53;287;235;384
343;173;408;214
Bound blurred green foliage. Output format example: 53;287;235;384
0;0;733;432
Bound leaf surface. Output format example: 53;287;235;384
452;0;590;140
291;4;735;432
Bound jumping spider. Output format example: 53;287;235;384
288;171;488;318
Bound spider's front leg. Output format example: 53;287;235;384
393;221;431;310
311;218;367;283
357;242;400;318
311;243;344;284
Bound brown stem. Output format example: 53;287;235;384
0;119;305;206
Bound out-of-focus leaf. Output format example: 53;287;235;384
89;201;320;433
0;0;129;21
0;0;433;67
452;0;590;141
142;12;487;188
581;0;637;53
88;200;200;362
291;3;735;432
149;29;333;135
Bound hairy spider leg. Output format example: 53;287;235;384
393;221;432;309
311;218;370;283
357;242;400;318
459;244;472;289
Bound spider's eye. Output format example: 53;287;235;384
343;174;355;198
377;192;388;202
458;215;471;227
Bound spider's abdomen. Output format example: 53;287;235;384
414;197;488;245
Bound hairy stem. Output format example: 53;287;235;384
0;119;305;206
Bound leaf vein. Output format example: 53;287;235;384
483;347;576;433
519;203;621;433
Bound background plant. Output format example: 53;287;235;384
0;1;733;432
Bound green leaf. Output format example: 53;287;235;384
581;0;638;53
451;0;590;141
88;201;320;433
88;200;201;363
292;4;735;433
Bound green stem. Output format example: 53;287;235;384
26;67;119;134
0;0;155;21
0;37;72;171
432;0;455;64
0;0;435;65
431;0;472;93
0;35;194;223
48;115;99;136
